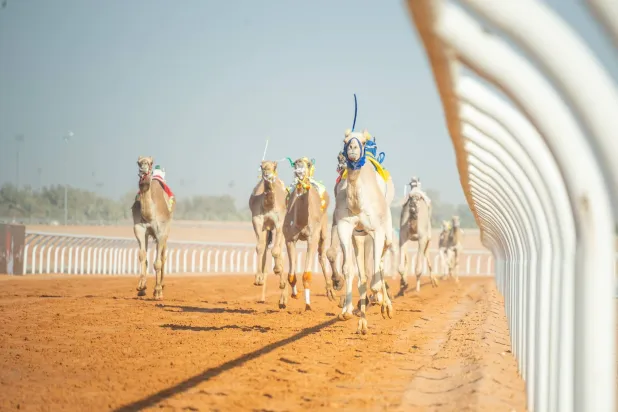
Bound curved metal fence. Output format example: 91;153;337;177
404;1;618;411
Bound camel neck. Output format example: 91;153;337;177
139;181;155;221
263;179;276;210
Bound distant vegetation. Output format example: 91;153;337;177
0;183;250;225
0;183;476;227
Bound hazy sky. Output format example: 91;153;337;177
1;0;616;207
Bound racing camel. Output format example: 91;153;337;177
334;129;395;334
132;156;175;300
398;176;437;294
446;215;464;283
249;160;287;303
281;157;334;310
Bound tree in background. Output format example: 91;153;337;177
0;182;475;227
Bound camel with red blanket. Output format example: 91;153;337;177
132;156;175;300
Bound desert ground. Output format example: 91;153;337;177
0;274;526;411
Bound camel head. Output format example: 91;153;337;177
410;176;421;190
293;157;314;180
291;157;315;193
343;129;371;170
441;220;451;231
137;156;154;184
408;192;423;220
451;215;461;229
260;160;278;183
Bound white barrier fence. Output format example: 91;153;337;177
22;231;497;277
405;1;618;411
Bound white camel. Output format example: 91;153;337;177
334;129;396;334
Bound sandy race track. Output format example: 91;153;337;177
0;274;525;411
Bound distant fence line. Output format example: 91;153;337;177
21;230;497;277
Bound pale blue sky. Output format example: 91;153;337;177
1;0;616;207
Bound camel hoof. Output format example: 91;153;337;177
332;276;344;291
339;312;353;321
338;296;345;309
279;302;286;309
305;304;312;311
381;303;394;319
356;318;368;335
136;288;147;297
352;308;362;317
326;288;336;302
291;293;299;300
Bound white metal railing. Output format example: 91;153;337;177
21;231;497;276
405;1;617;412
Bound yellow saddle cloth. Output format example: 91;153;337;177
341;155;390;182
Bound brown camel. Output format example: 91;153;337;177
281;157;334;310
334;129;395;334
249;160;287;303
132;156;175;300
398;183;437;294
446;215;464;283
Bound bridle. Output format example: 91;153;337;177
138;162;152;184
343;136;366;171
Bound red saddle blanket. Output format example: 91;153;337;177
136;176;175;198
152;175;175;198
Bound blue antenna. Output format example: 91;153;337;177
351;93;358;132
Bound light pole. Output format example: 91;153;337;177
63;131;74;225
15;134;24;190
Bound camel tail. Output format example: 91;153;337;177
266;230;273;247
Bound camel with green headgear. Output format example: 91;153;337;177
280;156;335;311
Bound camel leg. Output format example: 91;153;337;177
453;247;461;284
352;234;367;315
372;229;393;320
302;231;320;311
153;240;164;300
414;239;426;293
287;240;299;299
326;222;344;291
318;226;336;303
135;227;148;296
281;239;296;309
272;226;284;276
255;230;268;287
397;239;410;296
354;235;369;334
439;248;448;280
160;241;168;290
337;219;355;320
424;237;438;288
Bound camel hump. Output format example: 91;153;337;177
152;176;175;212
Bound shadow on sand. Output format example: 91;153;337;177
114;317;338;411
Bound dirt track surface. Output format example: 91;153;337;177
0;274;525;411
